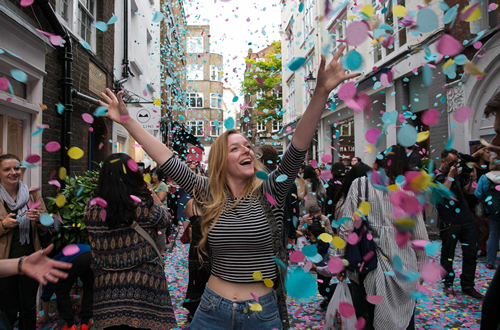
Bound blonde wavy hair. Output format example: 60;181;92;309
196;129;264;261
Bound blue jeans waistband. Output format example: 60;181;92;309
203;285;277;311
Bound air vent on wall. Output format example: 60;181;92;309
130;59;143;76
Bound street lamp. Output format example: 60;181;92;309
305;71;316;96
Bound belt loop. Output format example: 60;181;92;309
215;294;222;310
245;300;251;315
273;289;277;302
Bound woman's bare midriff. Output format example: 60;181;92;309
207;275;273;301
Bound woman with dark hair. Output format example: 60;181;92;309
84;153;176;329
303;165;327;214
151;167;169;255
0;154;48;330
337;145;428;330
326;162;345;210
351;157;361;166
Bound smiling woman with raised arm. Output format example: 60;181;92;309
100;46;359;330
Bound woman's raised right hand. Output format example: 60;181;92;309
99;88;131;125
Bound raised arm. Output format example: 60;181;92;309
100;88;173;165
292;46;360;150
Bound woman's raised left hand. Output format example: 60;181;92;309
315;45;361;96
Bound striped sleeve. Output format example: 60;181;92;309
159;156;209;200
265;142;307;207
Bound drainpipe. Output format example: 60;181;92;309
35;0;73;173
115;0;133;89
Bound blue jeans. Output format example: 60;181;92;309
190;286;283;330
487;217;500;265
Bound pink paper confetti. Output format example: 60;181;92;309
321;154;332;163
100;209;107;221
48;180;61;188
355;317;366;330
411;240;430;250
0;78;8;90
120;115;130;122
127;159;138;172
338;302;356;318
347;232;359;245
45;141;61;152
453;106;474;123
90;197;108;207
363;251;375;261
310;159;318;168
29;200;41;210
420;261;446;284
395;231;412;248
320;170;333;181
62;244;80;256
365;128;381;144
366;295;384;304
290;250;305;263
130;195;142;203
256;77;265;85
20;0;34;7
345;21;369;46
132;143;142;148
250;292;259;302
436;34;463;56
82;113;94;124
338;82;357;101
421;109;440;126
25;154;41;164
327;257;345;274
265;192;277;206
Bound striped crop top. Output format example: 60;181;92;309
160;142;307;283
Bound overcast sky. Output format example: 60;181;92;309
185;0;282;97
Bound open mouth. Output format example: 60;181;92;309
239;159;252;166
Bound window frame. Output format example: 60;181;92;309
272;120;283;133
187;37;203;53
187;64;204;81
56;0;97;51
286;77;296;120
256;121;266;133
187;120;204;137
210;123;221;137
187;92;203;108
210;93;222;109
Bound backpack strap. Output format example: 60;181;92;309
130;221;165;268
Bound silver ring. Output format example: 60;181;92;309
45;272;50;278
40;249;44;255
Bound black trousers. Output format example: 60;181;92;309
0;273;39;330
317;273;333;301
481;268;500;330
351;274;415;330
54;252;94;326
439;221;479;289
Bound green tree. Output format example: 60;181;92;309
241;41;283;128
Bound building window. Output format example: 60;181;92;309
285;22;294;61
371;0;407;66
302;0;314;36
304;51;315;105
187;92;203;108
187;37;203;53
257;121;266;132
210;93;222;109
116;136;127;153
272;120;283;132
340;120;354;136
58;0;70;21
187;121;204;136
187;65;203;81
286;78;296;120
210;122;221;136
329;17;348;59
78;0;95;44
210;65;220;81
256;89;264;100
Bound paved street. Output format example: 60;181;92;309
36;228;494;329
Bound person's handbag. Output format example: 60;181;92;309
323;281;356;330
180;222;192;244
344;177;378;274
130;221;164;268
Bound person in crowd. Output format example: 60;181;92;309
259;145;299;247
303;165;327;214
330;161;372;219
99;46;359;329
151;167;169;255
351;157;361;166
298;205;333;235
298;164;306;178
0;154;49;330
296;165;307;216
326;162;345;210
341;158;351;168
38;244;93;330
434;148;483;299
472;146;491;179
338;145;429;330
296;206;332;309
475;155;500;270
0;243;70;282
319;163;326;172
405;146;421;171
182;199;211;323
84;153;176;329
480;91;500;330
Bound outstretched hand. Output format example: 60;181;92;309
23;244;72;285
315;45;361;96
99;88;131;125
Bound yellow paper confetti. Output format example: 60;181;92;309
319;233;333;243
55;194;66;208
123;164;127;174
387;184;399;192
67;147;84;160
263;278;274;287
347;15;358;20
252;271;263;281
144;173;151;183
358;201;371;216
462;5;481;22
409;172;432;191
417;131;430;142
110;159;120;163
153;98;161;106
443;59;455;69
361;4;374;17
332;236;346;249
59;167;67;180
250;303;262;311
39;103;47;110
393;5;408;17
395;218;415;229
366;145;373;153
464;61;486;77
